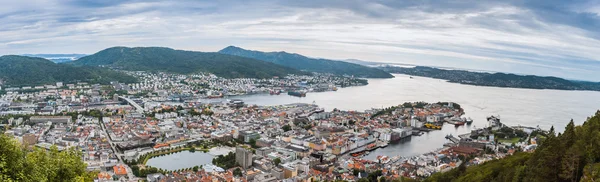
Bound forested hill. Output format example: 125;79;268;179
0;55;137;87
218;46;394;78
380;66;600;91
71;47;308;78
425;111;600;182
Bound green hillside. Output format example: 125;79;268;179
71;47;308;78
0;55;137;87
218;46;394;78
425;111;600;182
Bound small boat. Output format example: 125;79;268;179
466;118;473;125
269;90;280;95
454;121;465;126
409;76;414;79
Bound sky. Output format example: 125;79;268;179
1;0;600;81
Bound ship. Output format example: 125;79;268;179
446;117;465;126
206;91;224;99
288;90;307;97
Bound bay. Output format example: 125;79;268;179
227;74;600;159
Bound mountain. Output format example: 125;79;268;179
71;47;308;78
218;46;394;78
380;66;600;91
342;59;384;66
0;55;137;87
426;111;600;182
21;54;86;63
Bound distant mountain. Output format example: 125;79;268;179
380;66;600;91
218;46;394;78
22;54;86;63
71;47;307;78
341;59;383;66
0;55;137;87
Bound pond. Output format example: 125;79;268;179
145;151;215;171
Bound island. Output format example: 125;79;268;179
379;66;600;91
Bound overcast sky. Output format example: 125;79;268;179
1;0;600;81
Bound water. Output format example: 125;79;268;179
226;74;600;159
146;151;215;171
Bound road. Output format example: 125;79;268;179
100;120;140;181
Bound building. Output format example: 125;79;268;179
254;173;278;182
147;173;166;182
22;133;38;147
282;163;298;179
236;147;253;169
29;116;72;124
271;167;284;180
256;147;275;157
239;131;260;143
113;164;128;177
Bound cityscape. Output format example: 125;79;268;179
1;71;544;181
1;0;600;182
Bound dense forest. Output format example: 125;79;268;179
71;47;308;78
0;134;97;181
380;66;600;91
425;111;600;182
0;55;137;87
219;46;394;78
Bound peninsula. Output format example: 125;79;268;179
379;66;600;91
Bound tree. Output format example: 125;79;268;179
249;138;257;148
0;134;96;181
233;168;242;177
193;166;199;172
282;124;292;132
274;158;282;166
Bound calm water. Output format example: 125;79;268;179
226;74;600;159
146;151;214;171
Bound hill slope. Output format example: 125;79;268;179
425;111;600;182
0;55;137;87
381;66;600;91
71;47;307;78
218;46;394;78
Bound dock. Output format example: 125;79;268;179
445;134;460;143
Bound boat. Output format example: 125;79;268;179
466;118;473;125
424;123;442;130
454;121;465;126
206;93;223;99
366;143;379;151
378;141;389;148
288;90;307;97
410;76;414;79
269;90;281;95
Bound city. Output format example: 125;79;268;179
1;71;544;181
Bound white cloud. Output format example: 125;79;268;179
0;0;599;80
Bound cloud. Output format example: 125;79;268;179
0;0;599;80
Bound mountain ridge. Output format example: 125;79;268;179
71;46;309;78
0;55;137;87
218;46;394;78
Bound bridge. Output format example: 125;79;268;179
118;96;144;114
